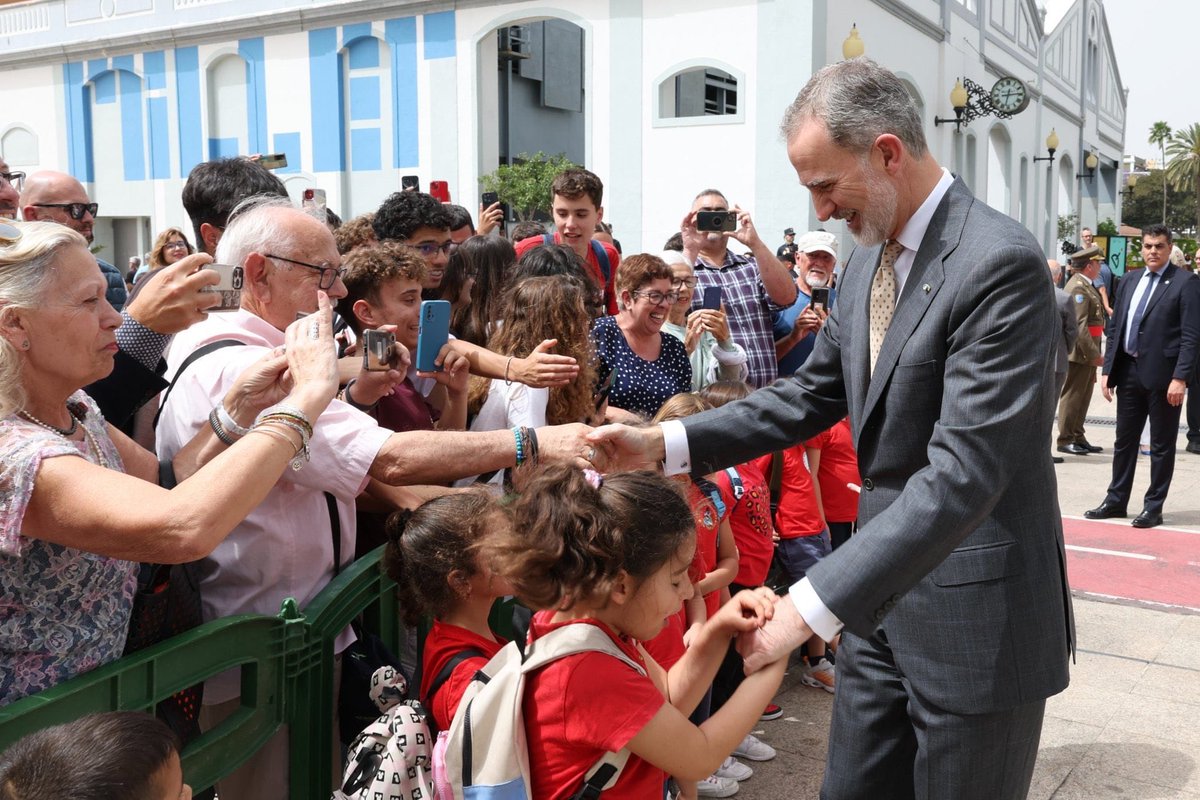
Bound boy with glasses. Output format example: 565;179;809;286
372;190;456;299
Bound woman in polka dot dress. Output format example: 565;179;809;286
592;253;692;419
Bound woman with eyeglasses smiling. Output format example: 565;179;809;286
148;227;195;272
591;253;692;419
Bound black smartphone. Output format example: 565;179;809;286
401;175;420;192
481;191;499;207
594;367;618;411
695;210;737;232
811;287;831;312
701;286;723;310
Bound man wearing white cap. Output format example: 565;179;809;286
773;230;838;375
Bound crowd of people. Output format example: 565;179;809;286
0;125;860;797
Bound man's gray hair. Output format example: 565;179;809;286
215;195;301;267
780;58;928;159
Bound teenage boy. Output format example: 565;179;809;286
514;168;620;314
373;191;455;297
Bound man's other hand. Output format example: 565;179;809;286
126;254;221;334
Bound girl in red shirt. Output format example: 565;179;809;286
382;491;512;733
489;465;786;799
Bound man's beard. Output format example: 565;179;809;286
850;177;897;247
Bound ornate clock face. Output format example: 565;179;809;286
990;76;1029;114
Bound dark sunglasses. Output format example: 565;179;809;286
33;202;98;221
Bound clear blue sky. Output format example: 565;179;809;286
1045;0;1199;159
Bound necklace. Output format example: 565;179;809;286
18;405;109;469
18;408;78;436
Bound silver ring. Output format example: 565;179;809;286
308;321;320;340
586;446;596;462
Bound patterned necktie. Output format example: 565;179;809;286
869;240;906;374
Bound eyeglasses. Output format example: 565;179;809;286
407;240;457;258
670;277;697;289
633;289;680;306
0;171;25;191
266;253;347;290
33;202;98;221
164;240;189;250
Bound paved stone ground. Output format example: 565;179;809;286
735;388;1200;799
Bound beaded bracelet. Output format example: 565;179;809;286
512;426;525;465
208;406;238;446
216;402;250;437
255;403;314;439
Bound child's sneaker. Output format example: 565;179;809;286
714;755;754;781
800;656;836;694
732;732;776;761
760;702;783;721
695;773;740;797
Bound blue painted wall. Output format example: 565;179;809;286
175;46;203;176
385;17;418;169
239;38;268;155
309;27;345;172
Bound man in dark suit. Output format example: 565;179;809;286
590;58;1073;799
1085;225;1200;528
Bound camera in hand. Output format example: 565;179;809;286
203;264;244;311
696;210;737;232
362;329;397;371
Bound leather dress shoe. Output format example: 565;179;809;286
1187;441;1200;455
1084;502;1127;520
1057;443;1090;456
1132;511;1163;529
1079;441;1104;453
1052;456;1064;464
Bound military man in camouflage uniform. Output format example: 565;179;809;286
1057;245;1107;456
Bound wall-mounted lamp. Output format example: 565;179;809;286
842;24;865;60
1121;173;1139;202
1075;151;1099;181
933;79;971;131
1032;129;1059;163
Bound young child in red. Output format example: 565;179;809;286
490;465;786;799
382;491;511;733
808;417;861;550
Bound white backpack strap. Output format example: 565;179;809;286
521;622;645;676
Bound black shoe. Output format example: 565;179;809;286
1052;456;1065;464
1132;511;1163;529
1079;441;1104;453
1057;443;1090;456
1084;502;1127;520
1187;441;1200;455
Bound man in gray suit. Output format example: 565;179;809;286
590;58;1073;799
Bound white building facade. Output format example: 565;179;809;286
0;0;1124;264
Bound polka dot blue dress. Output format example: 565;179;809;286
592;315;692;418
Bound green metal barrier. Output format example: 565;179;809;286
0;545;401;800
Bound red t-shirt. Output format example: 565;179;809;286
773;443;825;539
514;233;620;315
807;418;861;523
714;461;775;587
419;620;507;733
524;612;666;799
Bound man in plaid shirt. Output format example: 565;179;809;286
682;189;798;388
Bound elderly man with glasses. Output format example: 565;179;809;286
19;170;125;310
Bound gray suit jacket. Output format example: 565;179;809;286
683;179;1073;715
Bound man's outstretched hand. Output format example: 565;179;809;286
738;592;813;674
586;423;667;471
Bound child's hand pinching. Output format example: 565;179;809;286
711;587;778;636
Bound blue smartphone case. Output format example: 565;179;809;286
416;300;451;372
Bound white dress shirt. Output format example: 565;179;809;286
159;310;392;704
1122;266;1166;356
661;168;956;642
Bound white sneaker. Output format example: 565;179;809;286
800;656;836;694
732;732;776;762
714;756;754;781
695;773;740;797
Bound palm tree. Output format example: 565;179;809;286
1149;121;1172;225
1165;123;1200;234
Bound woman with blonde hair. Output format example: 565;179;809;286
146;227;194;272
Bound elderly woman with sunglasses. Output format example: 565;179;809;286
0;220;339;705
591;253;692;419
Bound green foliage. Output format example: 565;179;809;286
479;152;579;222
1124;170;1197;234
1095;218;1118;237
1165;123;1200;232
1057;213;1078;242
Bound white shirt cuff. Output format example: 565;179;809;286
660;419;692;476
789;578;843;642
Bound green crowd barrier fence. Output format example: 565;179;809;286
0;545;405;799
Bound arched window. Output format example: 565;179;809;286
655;63;744;126
1;126;38;166
986;126;1012;214
207;54;249;158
